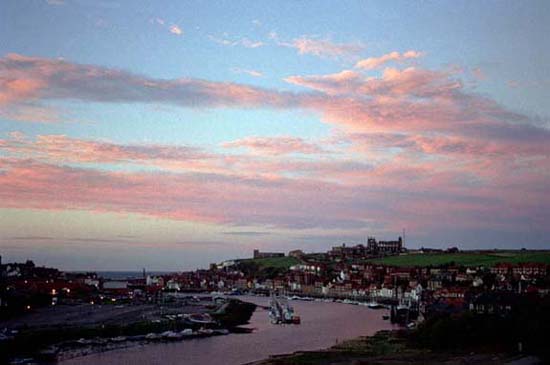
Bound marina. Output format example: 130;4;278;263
60;295;397;365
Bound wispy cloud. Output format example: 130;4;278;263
208;34;264;48
273;34;364;58
150;18;183;36
222;231;271;236
169;25;183;36
355;50;424;70
0;133;221;172
231;67;263;77
0;53;295;115
471;67;486;81
223;136;327;155
2;53;546;157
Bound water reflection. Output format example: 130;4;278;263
61;296;397;365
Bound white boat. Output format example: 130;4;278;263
170;332;184;340
145;333;161;340
180;328;194;336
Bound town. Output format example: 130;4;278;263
2;237;550;323
2;238;550;363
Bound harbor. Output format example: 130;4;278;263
59;295;397;365
1;294;256;364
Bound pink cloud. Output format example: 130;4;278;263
285;70;362;95
0;133;230;174
1;53;548;174
222;136;326;155
150;17;183;36
169;25;183;36
471;67;486;81
0;77;45;105
0;53;547;241
285;67;459;98
355;50;424;70
0;53;296;113
231;68;263;77
0;155;547;234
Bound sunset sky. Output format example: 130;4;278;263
1;1;549;270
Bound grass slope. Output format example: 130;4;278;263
366;251;550;267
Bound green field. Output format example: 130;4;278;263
238;256;301;269
366;251;550;267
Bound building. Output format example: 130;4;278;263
329;244;368;258
367;236;403;254
288;249;304;258
253;249;284;259
102;280;129;292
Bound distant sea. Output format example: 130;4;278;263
70;271;171;280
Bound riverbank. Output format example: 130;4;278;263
247;331;542;365
0;297;256;364
59;295;396;365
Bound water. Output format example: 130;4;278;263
60;296;397;365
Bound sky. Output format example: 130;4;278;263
0;0;549;271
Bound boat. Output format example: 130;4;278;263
145;333;162;340
269;295;300;324
170;332;184;340
198;328;214;335
367;302;383;309
180;328;194;336
76;338;92;345
185;313;216;325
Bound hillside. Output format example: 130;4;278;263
366;251;550;267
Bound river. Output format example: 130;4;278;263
60;296;397;365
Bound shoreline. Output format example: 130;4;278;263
245;330;541;365
1;298;256;364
